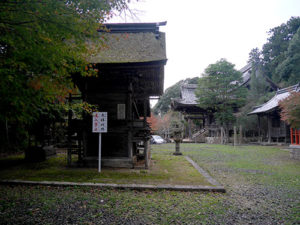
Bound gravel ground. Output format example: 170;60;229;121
157;144;300;225
207;171;299;225
0;144;299;225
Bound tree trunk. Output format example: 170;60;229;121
239;125;243;144
5;119;9;147
234;126;237;146
224;126;229;144
220;127;223;144
220;127;227;144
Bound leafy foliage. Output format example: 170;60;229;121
247;48;272;98
153;77;198;116
279;92;300;128
236;49;275;132
147;113;161;132
236;18;300;133
196;59;247;128
0;0;131;151
261;17;300;86
275;27;300;86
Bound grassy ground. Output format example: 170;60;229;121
154;144;300;188
0;144;299;224
0;151;210;186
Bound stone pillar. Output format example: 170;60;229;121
173;126;182;155
173;140;182;155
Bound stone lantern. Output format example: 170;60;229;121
171;121;183;156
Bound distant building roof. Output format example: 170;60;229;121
248;83;300;115
171;84;207;114
238;63;279;90
88;22;167;64
240;63;252;85
173;84;198;106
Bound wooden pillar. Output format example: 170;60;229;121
67;93;72;166
143;99;147;126
82;129;87;158
143;99;148;169
290;127;294;144
82;81;88;159
268;115;272;143
257;115;261;143
127;82;133;160
188;118;192;139
144;139;149;169
284;123;287;143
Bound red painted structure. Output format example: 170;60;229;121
290;128;300;145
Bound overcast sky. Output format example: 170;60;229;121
111;0;300;90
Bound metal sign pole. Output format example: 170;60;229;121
92;112;107;173
98;133;101;173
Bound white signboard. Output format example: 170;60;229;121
92;112;107;173
92;112;107;133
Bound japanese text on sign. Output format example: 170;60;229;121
92;112;107;133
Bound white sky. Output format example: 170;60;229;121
110;0;300;90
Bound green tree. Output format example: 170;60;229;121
196;59;247;142
153;77;198;116
275;27;300;85
235;49;270;133
0;0;131;151
262;16;300;86
248;48;272;99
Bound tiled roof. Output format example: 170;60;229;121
248;83;300;115
230;63;251;86
173;84;198;105
238;63;278;89
240;63;252;85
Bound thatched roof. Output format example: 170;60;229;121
88;23;167;64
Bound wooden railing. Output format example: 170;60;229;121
270;127;287;138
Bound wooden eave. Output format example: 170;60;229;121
73;60;166;97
